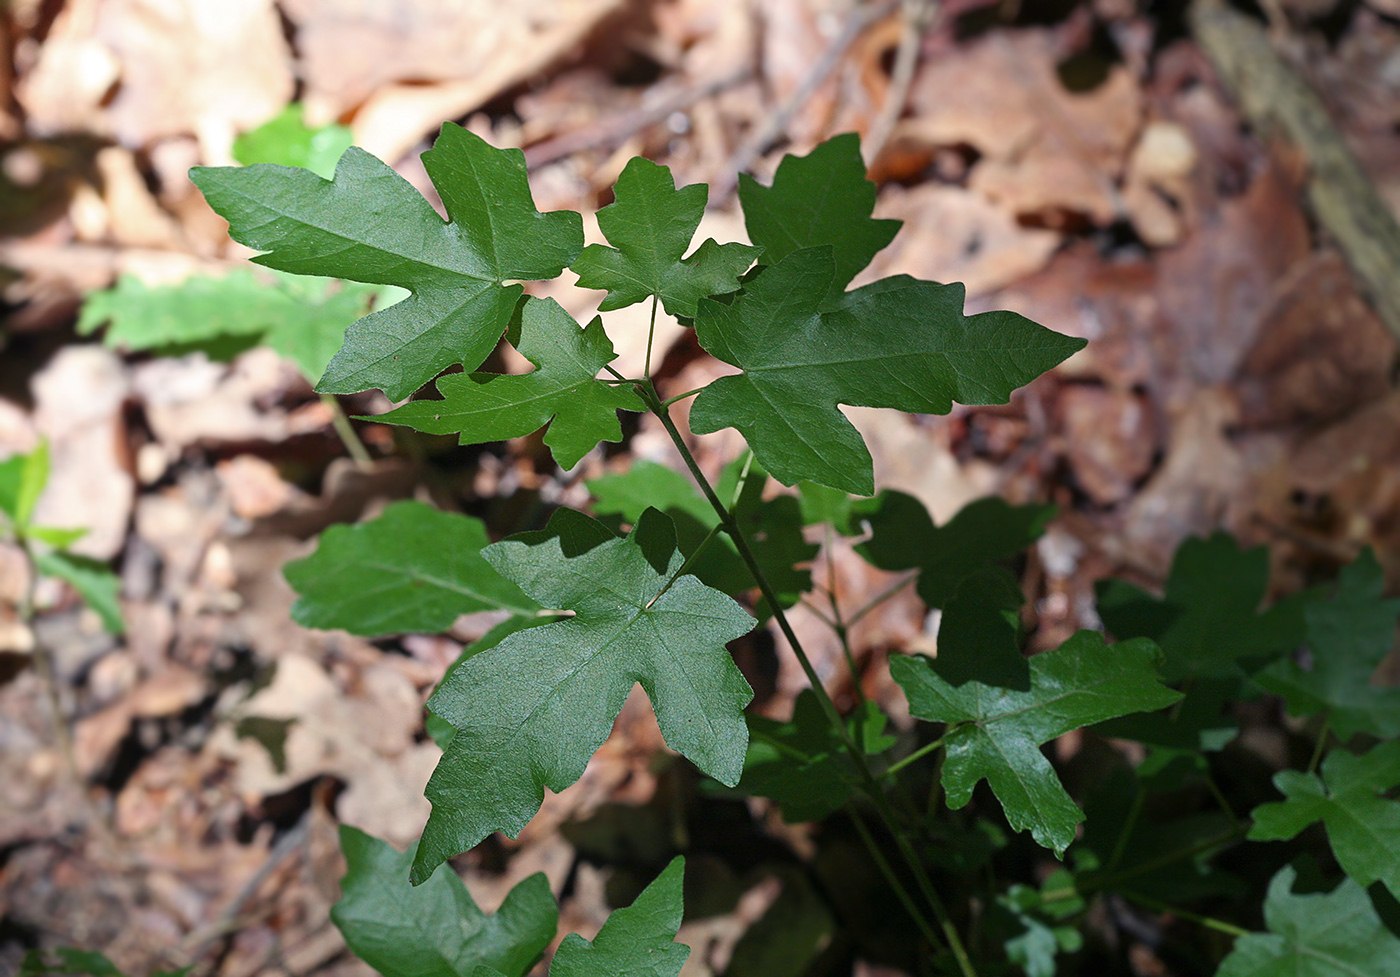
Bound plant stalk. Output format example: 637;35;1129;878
321;394;373;468
637;380;978;977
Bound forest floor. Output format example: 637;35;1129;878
3;0;1400;974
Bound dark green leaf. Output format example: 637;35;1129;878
1249;740;1400;899
737;689;890;822
853;490;1055;610
331;826;557;977
233;103;353;179
587;458;816;617
284;500;539;636
891;631;1180;854
376;297;642;470
413;509;753;882
738;133;899;304
191;123;583;400
689;248;1085;494
476;857;690;977
33;550;123;635
1095;533;1306;751
425;615;557;750
1216;866;1400;977
20;949;125;976
1255;549;1400;741
724;866;834;977
572;157;759;317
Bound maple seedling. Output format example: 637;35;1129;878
182;125;1400;977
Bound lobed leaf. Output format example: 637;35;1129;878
1249;740;1400;900
331;826;557;977
192;123;582;400
284;500;539;637
572;156;759;318
1215;866;1400;977
1254;548;1400;741
891;631;1180;855
413;508;754;882
377;297;642;470
233;103;353;179
739;133;900;304
689;248;1086;495
588;457;816;618
0;439;49;531
33;550;123;635
473;857;690;977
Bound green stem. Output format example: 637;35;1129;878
1055;825;1248;900
1105;786;1144;874
1116;890;1250;938
825;526;866;706
849;807;945;951
320;394;373;468
883;732;947;780
1307;714;1331;774
646;521;725;609
847;571;919;628
644;294;659;379
661;386;707;408
637;380;978;977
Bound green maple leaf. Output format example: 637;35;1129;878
375;297;642;470
77;270;382;380
689;247;1085;495
331;826;557;977
1095;533;1306;751
736;689;893;823
283;500;539;637
572;157;759;318
473;857;689;977
587;457;816;617
739;133;900;305
890;631;1181;855
1255;549;1400;741
233;103;353;179
33;550;123;635
413;508;754;882
853;491;1055;610
0;440;49;531
1216;865;1400;977
191;123;583;401
1249;740;1400;899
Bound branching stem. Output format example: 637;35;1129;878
636;379;979;977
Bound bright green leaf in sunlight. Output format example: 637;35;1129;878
1215;866;1400;977
283;500;539;637
414;508;753;883
1249;740;1400;899
587;457;816;618
330;826;556;977
376;297;642;470
473;857;689;977
891;631;1180;855
852;490;1055;610
738;133;900;306
33;550;123;635
78;270;382;381
233;103;354;179
0;439;49;530
689;248;1085;495
1255;548;1400;741
572;156;760;318
191;123;583;401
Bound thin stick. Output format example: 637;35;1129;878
321;394;373;468
714;0;901;200
864;0;942;166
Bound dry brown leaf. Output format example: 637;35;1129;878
902;28;1141;225
280;0;625;163
1060;386;1158;505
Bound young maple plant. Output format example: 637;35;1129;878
183;128;1400;977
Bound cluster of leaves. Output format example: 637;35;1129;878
28;123;1400;975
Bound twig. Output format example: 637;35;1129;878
714;0;901;200
863;0;942;166
524;67;752;171
321;394;373;469
1190;0;1400;340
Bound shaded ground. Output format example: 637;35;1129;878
3;0;1400;974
